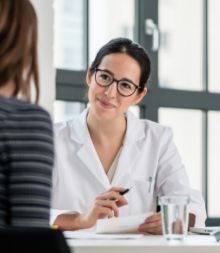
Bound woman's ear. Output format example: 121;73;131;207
133;87;148;105
86;69;93;87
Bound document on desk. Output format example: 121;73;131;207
64;230;144;239
96;212;152;234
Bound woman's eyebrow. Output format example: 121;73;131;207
99;68;114;75
100;68;136;84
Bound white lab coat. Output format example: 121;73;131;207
51;109;206;226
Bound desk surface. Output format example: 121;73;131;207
67;235;220;253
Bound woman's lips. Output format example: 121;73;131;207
97;98;116;108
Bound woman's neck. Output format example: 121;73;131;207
86;110;127;145
0;80;15;97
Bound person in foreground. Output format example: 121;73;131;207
51;38;206;233
0;0;54;228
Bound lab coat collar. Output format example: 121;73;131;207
69;109;111;189
69;108;146;144
69;108;146;189
111;111;146;186
69;108;89;144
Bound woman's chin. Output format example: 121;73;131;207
91;105;116;121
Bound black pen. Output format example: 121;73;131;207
119;187;132;196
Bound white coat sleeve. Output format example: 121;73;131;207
188;189;207;227
156;128;206;226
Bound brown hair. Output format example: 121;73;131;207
0;0;39;103
90;38;151;92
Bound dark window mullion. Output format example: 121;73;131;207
138;0;159;121
134;0;140;42
56;69;85;85
56;69;87;101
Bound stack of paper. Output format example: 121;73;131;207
96;212;152;234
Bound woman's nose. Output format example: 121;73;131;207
104;81;117;98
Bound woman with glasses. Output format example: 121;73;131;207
51;38;206;233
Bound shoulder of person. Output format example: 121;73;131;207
0;97;53;135
128;111;171;134
54;107;87;132
54;114;80;135
127;111;173;142
54;109;88;144
143;119;173;141
0;96;50;116
142;118;171;131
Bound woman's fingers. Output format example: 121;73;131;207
139;226;162;235
107;186;125;193
144;212;161;223
84;205;114;227
138;213;162;235
95;199;119;217
84;187;129;227
84;188;129;228
96;191;128;207
138;220;162;234
96;206;114;219
97;190;121;200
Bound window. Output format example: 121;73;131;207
208;0;220;93
54;0;220;224
208;111;220;217
159;108;203;191
89;0;135;64
54;101;86;123
54;0;86;70
158;0;203;90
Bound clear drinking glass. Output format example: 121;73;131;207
159;195;190;240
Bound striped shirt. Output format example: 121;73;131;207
0;96;54;228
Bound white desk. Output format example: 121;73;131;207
67;235;220;253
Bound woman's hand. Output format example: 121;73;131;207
138;212;162;235
138;212;196;235
80;187;128;228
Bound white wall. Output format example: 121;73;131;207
31;0;55;116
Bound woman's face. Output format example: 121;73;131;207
86;53;147;121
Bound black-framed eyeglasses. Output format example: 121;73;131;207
94;68;140;97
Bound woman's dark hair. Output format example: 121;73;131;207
0;0;39;103
90;37;151;92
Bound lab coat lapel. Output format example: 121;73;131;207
77;142;111;189
69;109;111;190
111;111;145;186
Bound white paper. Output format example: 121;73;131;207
64;230;144;239
96;212;152;234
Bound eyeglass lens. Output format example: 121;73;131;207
95;70;137;96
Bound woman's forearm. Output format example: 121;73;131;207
53;212;88;231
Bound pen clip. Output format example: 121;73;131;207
148;177;153;193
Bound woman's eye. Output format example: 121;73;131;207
120;82;133;90
100;73;111;81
